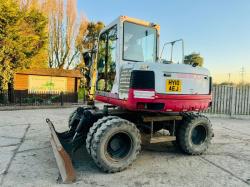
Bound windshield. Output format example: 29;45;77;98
123;22;157;62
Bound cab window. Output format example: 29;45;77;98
123;22;157;62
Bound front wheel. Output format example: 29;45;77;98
90;117;141;173
177;113;213;155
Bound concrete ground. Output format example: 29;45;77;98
0;108;250;187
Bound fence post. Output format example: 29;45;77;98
230;87;236;116
19;91;22;106
83;87;86;103
60;92;64;106
75;92;78;103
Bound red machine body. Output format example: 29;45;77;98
95;89;212;113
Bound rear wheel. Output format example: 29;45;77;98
90;118;141;173
177;113;213;155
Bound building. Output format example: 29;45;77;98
14;68;83;93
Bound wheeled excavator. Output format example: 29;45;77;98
46;16;213;183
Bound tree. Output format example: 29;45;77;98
184;53;204;67
0;0;48;90
81;22;105;52
75;21;105;72
76;21;105;101
76;21;105;80
43;0;88;69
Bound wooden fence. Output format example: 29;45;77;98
205;85;250;116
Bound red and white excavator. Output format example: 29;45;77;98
46;16;213;183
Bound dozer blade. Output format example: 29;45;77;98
46;118;76;183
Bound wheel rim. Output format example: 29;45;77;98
106;132;132;161
191;125;207;145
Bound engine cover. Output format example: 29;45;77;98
95;62;212;112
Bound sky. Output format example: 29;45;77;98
78;0;250;83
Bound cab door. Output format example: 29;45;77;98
96;25;117;94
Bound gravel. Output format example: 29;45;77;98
0;108;250;187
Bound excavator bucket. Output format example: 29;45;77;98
45;118;76;183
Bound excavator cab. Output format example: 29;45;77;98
87;16;160;103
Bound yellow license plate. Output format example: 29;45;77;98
166;79;182;92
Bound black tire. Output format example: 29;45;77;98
172;121;181;149
68;109;78;128
68;110;76;123
177;113;213;155
90;118;141;173
86;116;118;154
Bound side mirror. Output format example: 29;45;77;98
83;52;92;67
